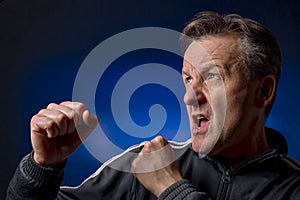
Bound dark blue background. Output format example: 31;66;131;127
95;49;183;149
1;0;299;198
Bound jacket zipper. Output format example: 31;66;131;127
214;150;278;200
218;170;232;200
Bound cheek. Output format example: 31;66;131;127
209;86;226;121
223;86;253;127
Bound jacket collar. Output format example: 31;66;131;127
265;127;288;155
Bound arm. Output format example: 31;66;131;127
6;153;65;200
132;136;211;200
6;101;98;200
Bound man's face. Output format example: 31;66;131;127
182;34;260;156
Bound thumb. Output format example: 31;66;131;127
82;110;99;128
77;110;99;141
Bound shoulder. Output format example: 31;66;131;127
280;156;300;172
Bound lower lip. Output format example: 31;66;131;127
192;120;209;136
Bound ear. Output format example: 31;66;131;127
255;75;276;109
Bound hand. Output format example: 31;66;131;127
131;136;183;197
30;101;98;167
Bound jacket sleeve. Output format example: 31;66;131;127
6;152;137;200
57;147;140;200
6;153;65;200
158;179;211;200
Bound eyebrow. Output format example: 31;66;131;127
206;64;234;79
182;70;189;76
182;63;232;81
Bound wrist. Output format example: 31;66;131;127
155;176;184;197
33;152;66;168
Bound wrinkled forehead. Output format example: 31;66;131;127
183;40;215;72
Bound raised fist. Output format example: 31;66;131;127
30;101;98;167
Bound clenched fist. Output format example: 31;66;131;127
30;101;98;167
132;136;183;197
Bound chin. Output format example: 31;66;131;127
192;141;201;153
191;135;219;157
192;137;207;155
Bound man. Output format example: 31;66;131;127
6;11;300;199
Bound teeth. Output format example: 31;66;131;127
196;116;204;127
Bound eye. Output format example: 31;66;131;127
206;73;221;81
184;76;193;85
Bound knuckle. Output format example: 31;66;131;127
56;112;66;122
152;136;164;144
38;108;48;115
66;110;75;121
47;102;57;109
156;135;164;141
46;119;55;127
142;142;151;152
76;102;86;111
30;115;38;126
144;141;151;148
60;101;87;115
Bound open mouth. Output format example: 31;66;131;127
192;115;209;135
197;116;209;127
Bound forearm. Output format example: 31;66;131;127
6;153;65;200
158;179;211;200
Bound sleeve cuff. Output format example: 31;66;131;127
20;152;66;184
158;179;198;200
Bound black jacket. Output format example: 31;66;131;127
6;128;300;199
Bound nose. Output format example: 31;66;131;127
184;84;206;106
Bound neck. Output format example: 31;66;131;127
217;139;269;170
212;117;269;170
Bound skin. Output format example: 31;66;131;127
30;34;276;197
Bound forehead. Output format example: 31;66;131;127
183;34;240;71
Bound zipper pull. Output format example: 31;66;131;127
223;170;232;184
